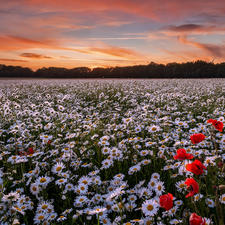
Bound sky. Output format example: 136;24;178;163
1;0;225;71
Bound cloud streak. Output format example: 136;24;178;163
178;35;225;58
0;58;28;62
161;23;225;35
20;53;53;59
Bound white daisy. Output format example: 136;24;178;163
220;194;225;204
51;162;66;174
142;199;159;217
30;183;40;195
2;192;20;203
206;198;215;208
154;181;165;196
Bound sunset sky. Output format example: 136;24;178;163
1;0;225;71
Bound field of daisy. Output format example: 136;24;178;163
0;78;225;225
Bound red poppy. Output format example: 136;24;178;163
189;213;206;225
19;148;34;156
207;119;223;132
28;148;34;154
186;160;206;175
159;193;173;211
184;178;199;198
173;149;193;161
190;133;205;144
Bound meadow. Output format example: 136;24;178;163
0;78;225;225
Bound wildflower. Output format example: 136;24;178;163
128;164;141;174
141;199;159;216
128;194;137;202
141;159;151;166
151;172;160;180
206;198;214;208
184;178;199;198
101;159;113;169
36;176;52;188
51;162;66;174
173;149;193;160
89;206;107;219
159;193;173;211
190;133;205;144
2;192;20;203
57;215;67;222
30;183;40;195
113;173;125;180
148;179;157;190
101;147;111;155
100;217;111;224
219;193;225;204
74;196;88;206
186;160;206;175
169;219;183;224
33;213;47;224
174;200;183;206
189;213;205;225
55;178;67;187
75;183;88;194
194;194;203;202
155;181;165;195
207;119;223;132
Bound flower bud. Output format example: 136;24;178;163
219;185;225;191
222;164;225;173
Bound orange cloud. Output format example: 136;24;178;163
0;36;91;54
89;43;143;59
0;35;144;60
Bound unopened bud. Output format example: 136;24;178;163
219;185;225;191
161;155;166;160
222;164;225;173
218;162;223;168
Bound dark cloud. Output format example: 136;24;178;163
163;24;205;32
20;53;53;59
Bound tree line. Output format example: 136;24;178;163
1;60;225;79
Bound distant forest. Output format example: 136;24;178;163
1;60;225;78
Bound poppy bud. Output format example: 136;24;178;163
222;164;225;173
218;162;223;168
219;185;225;191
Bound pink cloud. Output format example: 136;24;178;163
3;0;225;22
178;35;225;58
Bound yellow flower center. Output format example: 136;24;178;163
147;205;153;211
